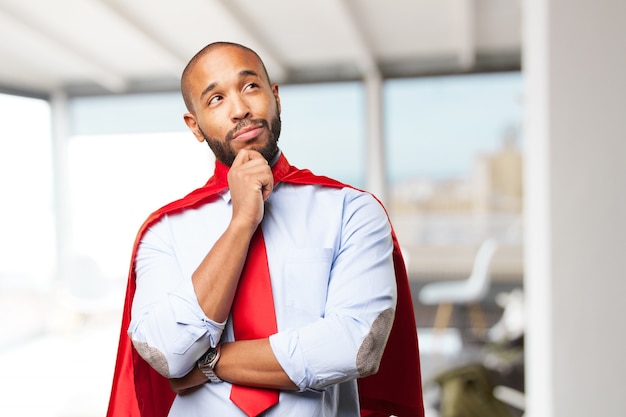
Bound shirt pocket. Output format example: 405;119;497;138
171;325;207;355
283;248;333;320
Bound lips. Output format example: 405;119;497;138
231;124;264;141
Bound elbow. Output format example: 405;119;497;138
131;337;172;377
130;336;194;378
356;308;395;377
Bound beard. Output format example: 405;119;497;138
200;113;281;167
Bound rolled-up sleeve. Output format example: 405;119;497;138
269;191;397;391
127;216;225;378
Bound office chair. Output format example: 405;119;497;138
418;238;499;337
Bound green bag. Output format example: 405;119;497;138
434;364;515;417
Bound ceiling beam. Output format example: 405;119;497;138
458;0;477;69
213;0;288;82
96;0;188;74
0;1;128;93
334;0;380;78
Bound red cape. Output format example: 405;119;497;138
106;154;424;417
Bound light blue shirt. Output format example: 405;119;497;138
128;178;397;416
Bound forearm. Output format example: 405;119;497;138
191;219;256;323
170;338;297;394
216;339;297;390
170;366;208;395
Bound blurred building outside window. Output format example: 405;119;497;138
385;72;524;284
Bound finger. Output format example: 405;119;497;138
232;151;271;181
244;149;265;161
240;154;273;200
230;149;250;169
261;174;274;201
228;150;273;199
238;158;272;199
232;149;265;167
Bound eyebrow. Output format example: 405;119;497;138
199;69;261;100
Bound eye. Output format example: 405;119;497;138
244;83;259;92
208;95;223;106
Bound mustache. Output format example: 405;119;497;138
225;118;270;141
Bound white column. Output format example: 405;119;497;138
524;1;626;416
50;90;73;282
364;71;387;205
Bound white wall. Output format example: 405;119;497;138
524;1;626;416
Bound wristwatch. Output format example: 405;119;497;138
197;345;223;383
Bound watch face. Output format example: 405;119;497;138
203;349;217;364
199;349;218;365
198;347;223;382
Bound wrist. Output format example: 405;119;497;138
197;345;223;383
228;216;260;237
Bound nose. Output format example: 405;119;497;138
230;94;251;120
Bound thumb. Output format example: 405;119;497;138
232;149;265;168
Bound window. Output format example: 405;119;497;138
0;93;54;343
0;94;54;289
384;72;524;275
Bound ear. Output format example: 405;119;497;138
183;113;205;143
272;84;281;114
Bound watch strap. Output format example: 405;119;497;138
198;345;223;383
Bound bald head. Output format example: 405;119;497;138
181;42;272;112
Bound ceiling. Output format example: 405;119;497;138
0;0;522;98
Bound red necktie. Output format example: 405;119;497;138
229;226;280;416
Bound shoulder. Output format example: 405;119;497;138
135;190;227;251
280;182;389;227
138;178;226;230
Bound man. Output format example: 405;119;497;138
107;42;423;417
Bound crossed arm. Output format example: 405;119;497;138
169;339;295;394
169;150;296;392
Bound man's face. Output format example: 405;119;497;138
183;46;281;166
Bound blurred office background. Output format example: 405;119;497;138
0;1;624;416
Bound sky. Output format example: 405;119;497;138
279;72;523;185
68;71;523;187
384;72;523;181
